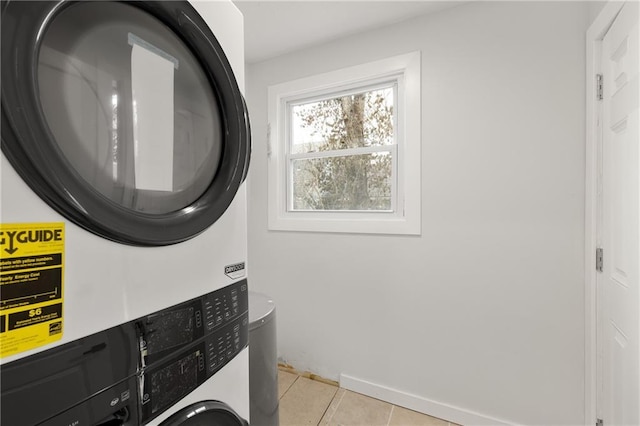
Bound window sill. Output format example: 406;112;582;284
268;212;421;235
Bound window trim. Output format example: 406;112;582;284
267;51;421;235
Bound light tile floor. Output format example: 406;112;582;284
278;370;462;426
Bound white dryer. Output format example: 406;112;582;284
0;0;251;424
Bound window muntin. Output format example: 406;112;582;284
286;83;397;212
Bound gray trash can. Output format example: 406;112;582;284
249;292;279;426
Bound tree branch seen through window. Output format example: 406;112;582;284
290;87;394;211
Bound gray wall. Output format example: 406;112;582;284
246;2;591;424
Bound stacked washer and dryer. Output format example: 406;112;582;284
0;1;251;425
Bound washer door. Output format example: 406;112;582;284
159;401;248;426
1;0;250;246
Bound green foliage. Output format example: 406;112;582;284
292;89;394;210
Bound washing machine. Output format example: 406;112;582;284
0;0;251;424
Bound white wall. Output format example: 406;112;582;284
587;1;608;26
246;2;590;425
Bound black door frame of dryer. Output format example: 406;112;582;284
159;401;248;426
1;0;251;246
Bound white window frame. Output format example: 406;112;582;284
267;51;421;235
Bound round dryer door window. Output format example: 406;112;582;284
1;1;250;246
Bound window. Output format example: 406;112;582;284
268;52;421;234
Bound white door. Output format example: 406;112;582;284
598;2;640;425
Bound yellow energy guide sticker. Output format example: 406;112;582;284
0;223;64;358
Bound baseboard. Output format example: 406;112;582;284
340;373;518;426
278;362;339;387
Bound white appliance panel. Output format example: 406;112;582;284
0;0;248;375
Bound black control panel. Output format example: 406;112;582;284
0;279;249;426
138;279;248;367
203;282;245;330
138;300;204;367
206;314;248;374
140;313;249;424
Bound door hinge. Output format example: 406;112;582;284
596;74;603;100
596;247;604;272
596;418;603;426
266;123;272;157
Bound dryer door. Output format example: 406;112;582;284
1;0;250;246
159;401;248;426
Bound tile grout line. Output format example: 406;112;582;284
386;404;395;426
281;371;459;426
318;386;346;425
279;375;299;401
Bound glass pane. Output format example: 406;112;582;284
291;153;392;211
38;2;222;214
291;87;394;155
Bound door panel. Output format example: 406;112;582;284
599;2;640;424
